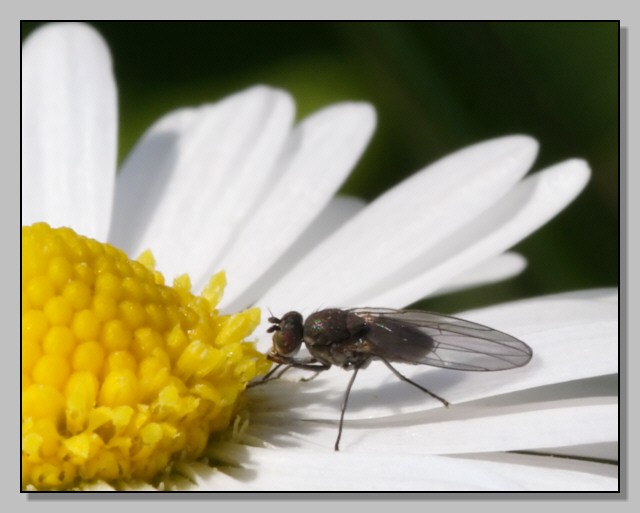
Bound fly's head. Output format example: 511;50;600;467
267;311;304;361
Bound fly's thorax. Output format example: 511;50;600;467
303;309;368;347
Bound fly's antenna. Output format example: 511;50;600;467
266;307;281;327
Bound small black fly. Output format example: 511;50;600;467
264;308;532;451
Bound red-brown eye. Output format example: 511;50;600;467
273;330;301;356
270;311;304;357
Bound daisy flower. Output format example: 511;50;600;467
21;23;618;491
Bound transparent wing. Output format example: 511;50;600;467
351;308;532;371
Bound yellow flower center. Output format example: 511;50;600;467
22;223;271;490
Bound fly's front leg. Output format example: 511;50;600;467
264;352;331;382
248;363;291;387
299;370;325;382
284;358;331;381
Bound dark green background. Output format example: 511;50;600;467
21;21;619;313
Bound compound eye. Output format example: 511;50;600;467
272;330;302;357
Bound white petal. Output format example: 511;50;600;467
450;451;617;480
332;398;617;454
259;135;538;314
531;288;618;303
225;196;367;312
462;287;618;332
366;158;590;306
216;103;376;307
22;23;117;239
472;374;617;407
198;444;617;491
110;86;295;283
545;442;618;462
248;378;617;451
433;252;527;297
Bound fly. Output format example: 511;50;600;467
264;308;532;451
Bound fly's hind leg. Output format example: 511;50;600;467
379;357;450;407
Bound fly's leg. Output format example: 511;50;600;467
334;362;363;451
248;363;288;387
300;369;326;382
283;361;331;382
250;357;330;388
379;357;450;407
295;361;331;381
266;363;289;380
